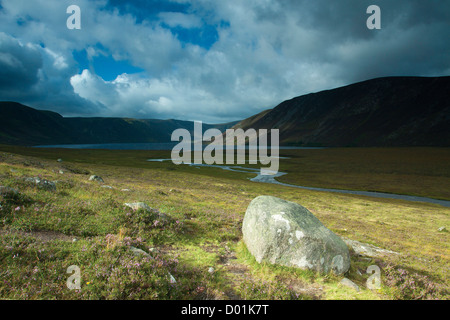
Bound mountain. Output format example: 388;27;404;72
233;76;450;147
0;101;237;146
2;76;449;147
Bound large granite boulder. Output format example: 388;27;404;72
242;196;350;274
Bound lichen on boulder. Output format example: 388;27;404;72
242;196;350;274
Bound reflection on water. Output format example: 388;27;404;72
34;143;325;151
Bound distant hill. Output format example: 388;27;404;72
0;101;237;146
233;76;450;147
2;76;450;147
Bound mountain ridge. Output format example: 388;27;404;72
233;76;450;147
0;101;237;146
1;76;449;147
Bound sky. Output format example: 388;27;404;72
0;0;449;123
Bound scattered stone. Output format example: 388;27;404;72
24;177;56;191
89;175;104;182
57;159;63;163
242;196;350;274
342;237;399;258
208;267;215;274
124;202;152;211
149;247;160;254
121;189;131;192
340;278;360;292
101;185;114;189
72;238;78;243
438;226;447;232
130;246;150;257
124;202;171;222
168;272;176;284
59;170;64;174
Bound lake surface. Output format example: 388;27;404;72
148;159;450;208
34;143;179;150
34;143;325;150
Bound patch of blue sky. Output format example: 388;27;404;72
105;0;190;24
73;48;144;81
105;0;228;49
16;15;35;26
161;23;219;49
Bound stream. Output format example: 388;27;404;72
147;159;450;208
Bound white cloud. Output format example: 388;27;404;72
0;0;449;122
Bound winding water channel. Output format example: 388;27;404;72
147;159;450;208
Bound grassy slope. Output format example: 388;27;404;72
0;145;449;300
232;76;450;147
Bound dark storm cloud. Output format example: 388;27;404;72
0;0;448;122
0;31;105;116
280;0;450;81
0;32;42;95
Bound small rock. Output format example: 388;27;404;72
208;267;215;274
342;237;399;257
149;247;160;254
72;238;78;243
24;177;56;191
124;202;152;211
89;175;104;182
124;202;171;222
168;272;176;284
57;159;63;162
121;189;131;192
130;246;150;257
340;278;360;292
59;170;64;174
438;226;447;232
101;185;114;189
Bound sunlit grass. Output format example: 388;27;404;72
0;145;449;299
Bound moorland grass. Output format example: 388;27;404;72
0;145;448;300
